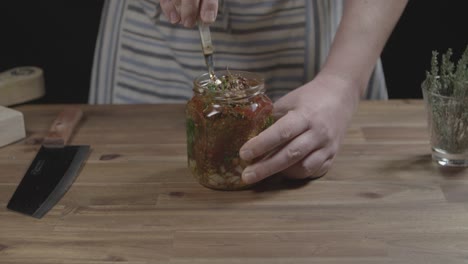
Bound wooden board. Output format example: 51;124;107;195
0;106;26;148
1;100;467;264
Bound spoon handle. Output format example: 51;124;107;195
198;22;216;78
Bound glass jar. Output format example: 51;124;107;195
186;70;274;190
422;80;468;167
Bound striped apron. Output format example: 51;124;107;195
90;0;388;104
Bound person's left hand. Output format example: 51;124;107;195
239;73;361;183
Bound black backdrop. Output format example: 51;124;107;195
0;1;104;104
381;0;467;98
0;0;466;104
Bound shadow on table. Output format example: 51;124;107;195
437;167;467;179
252;174;321;193
383;154;467;179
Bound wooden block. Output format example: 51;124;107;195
0;106;26;147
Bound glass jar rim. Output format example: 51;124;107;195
422;78;468;101
193;70;265;101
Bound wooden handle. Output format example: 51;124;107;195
42;108;83;148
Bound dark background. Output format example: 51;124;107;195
0;0;467;104
381;0;467;98
0;1;104;104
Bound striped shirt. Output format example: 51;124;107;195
90;0;388;104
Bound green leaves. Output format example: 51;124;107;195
186;118;196;158
264;115;274;129
206;73;249;92
423;44;468;154
424;44;468;97
431;50;439;77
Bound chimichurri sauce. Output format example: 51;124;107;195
186;71;273;190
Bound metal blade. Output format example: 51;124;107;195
7;145;90;218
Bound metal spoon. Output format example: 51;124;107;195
198;22;222;85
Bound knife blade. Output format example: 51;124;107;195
7;108;90;218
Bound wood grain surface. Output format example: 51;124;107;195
1;100;468;264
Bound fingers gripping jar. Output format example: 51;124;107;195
186;71;274;190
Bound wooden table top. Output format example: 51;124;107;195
1;100;468;264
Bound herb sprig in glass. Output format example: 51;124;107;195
422;44;468;154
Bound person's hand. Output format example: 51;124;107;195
239;74;361;184
159;0;219;27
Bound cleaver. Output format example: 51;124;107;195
7;108;90;218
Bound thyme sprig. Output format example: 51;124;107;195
424;45;468;97
423;44;468;154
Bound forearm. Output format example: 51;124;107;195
320;0;408;98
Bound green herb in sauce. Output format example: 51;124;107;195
186;71;273;190
186;118;195;158
264;115;275;129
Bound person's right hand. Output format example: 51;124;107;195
238;73;361;184
159;0;219;27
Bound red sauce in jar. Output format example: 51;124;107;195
186;71;273;190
